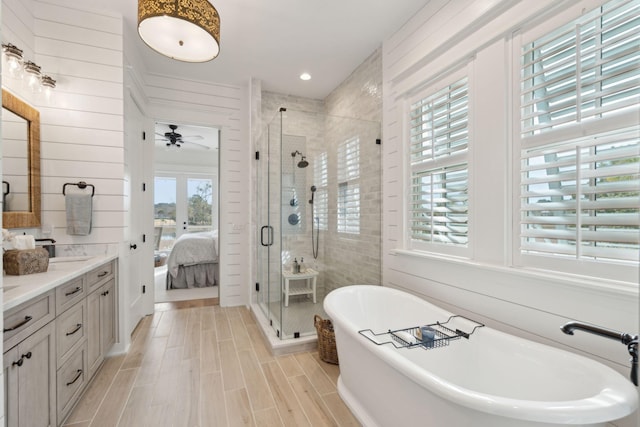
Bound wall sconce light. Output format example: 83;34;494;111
24;61;42;93
41;75;56;102
2;43;24;79
1;43;57;97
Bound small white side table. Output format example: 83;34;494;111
282;269;318;307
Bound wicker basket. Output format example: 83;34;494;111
314;315;339;365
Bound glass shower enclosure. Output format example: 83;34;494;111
256;107;381;340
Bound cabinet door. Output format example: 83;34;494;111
86;288;102;378
4;346;19;427
4;322;56;427
87;278;116;378
100;279;116;356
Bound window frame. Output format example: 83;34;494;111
511;0;640;283
404;66;473;257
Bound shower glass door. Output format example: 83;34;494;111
256;113;283;334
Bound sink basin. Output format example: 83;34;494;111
48;256;93;263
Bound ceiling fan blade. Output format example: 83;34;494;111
184;140;211;150
181;135;204;141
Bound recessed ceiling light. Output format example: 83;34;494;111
300;72;311;81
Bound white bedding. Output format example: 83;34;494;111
167;230;218;278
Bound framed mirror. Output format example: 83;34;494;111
2;89;41;228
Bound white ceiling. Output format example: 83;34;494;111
82;0;429;99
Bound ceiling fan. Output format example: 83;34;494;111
155;124;209;149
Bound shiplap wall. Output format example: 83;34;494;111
382;2;639;426
143;72;249;307
2;0;125;249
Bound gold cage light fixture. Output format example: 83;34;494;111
137;0;220;63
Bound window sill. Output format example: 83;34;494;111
391;249;639;298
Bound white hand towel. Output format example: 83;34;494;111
65;193;92;235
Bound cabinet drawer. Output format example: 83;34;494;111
56;300;87;365
57;343;87;423
3;290;55;350
86;261;114;292
56;276;86;315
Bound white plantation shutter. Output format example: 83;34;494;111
518;0;640;269
521;131;639;261
313;152;328;230
411;165;468;245
338;138;360;234
409;76;469;248
521;0;640;137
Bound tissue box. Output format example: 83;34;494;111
3;248;49;275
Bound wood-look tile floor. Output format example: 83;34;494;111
62;298;361;427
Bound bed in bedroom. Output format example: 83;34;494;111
166;230;219;289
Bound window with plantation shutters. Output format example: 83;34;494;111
521;131;639;262
313;151;328;230
521;0;639;137
408;76;469;249
518;0;640;271
337;137;360;234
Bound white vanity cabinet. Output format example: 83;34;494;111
3;257;117;427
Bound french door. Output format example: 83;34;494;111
154;173;217;250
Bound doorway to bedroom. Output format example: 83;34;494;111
153;122;220;303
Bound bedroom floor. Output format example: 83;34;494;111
62;298;360;426
154;264;218;303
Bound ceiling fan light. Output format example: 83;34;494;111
138;0;220;63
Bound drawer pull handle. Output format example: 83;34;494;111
4;315;33;332
98;271;108;278
65;286;82;297
66;323;82;336
66;369;83;386
11;352;31;367
102;290;110;296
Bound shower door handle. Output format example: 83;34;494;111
260;225;274;246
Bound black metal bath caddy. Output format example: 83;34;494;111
358;315;485;350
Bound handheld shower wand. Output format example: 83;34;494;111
309;185;316;204
309;186;319;259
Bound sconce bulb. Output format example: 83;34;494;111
2;43;24;79
24;61;42;93
41;75;56;103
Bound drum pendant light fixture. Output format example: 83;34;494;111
138;0;220;63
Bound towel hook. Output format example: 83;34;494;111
63;181;95;197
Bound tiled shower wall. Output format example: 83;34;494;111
323;48;382;292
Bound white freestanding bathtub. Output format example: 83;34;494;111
324;285;638;427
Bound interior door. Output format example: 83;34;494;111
125;93;154;335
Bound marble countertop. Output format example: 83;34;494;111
3;253;118;312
